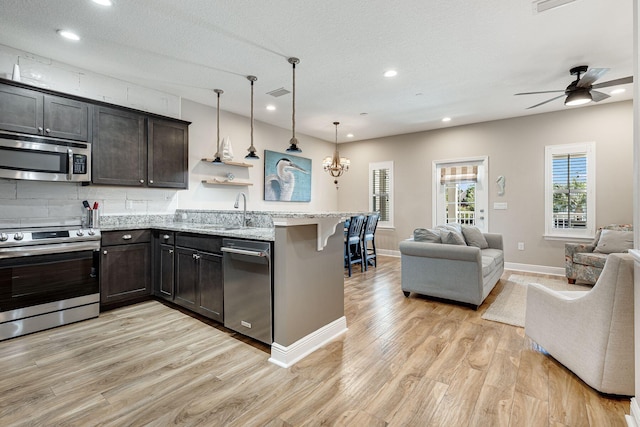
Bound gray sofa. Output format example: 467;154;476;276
399;229;504;309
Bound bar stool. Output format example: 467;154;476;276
362;214;379;270
344;215;366;277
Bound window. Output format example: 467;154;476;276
369;161;393;228
433;157;488;231
544;142;595;239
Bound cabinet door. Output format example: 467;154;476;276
174;247;198;311
0;84;43;135
43;95;89;141
148;119;188;189
93;106;146;186
100;242;151;305
197;252;223;322
157;243;175;300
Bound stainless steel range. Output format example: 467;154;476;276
0;225;101;340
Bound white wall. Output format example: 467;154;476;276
338;101;634;270
0;44;338;228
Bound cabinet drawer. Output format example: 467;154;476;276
176;233;222;254
102;229;151;246
156;230;175;245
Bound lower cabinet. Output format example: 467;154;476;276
152;230;175;301
100;230;151;308
174;245;223;322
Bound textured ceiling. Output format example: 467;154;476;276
0;0;634;142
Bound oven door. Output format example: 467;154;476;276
0;249;99;313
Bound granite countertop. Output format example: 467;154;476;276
100;220;274;241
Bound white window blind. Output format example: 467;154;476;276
369;161;393;228
544;142;595;239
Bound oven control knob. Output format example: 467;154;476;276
88;229;95;236
76;230;84;237
14;232;24;241
0;233;7;242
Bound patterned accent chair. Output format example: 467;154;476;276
565;224;633;285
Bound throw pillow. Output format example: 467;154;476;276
593;229;634;254
440;229;467;245
462;226;489;249
414;228;441;243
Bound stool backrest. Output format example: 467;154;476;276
347;215;366;244
364;214;379;239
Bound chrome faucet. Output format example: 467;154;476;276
234;192;247;228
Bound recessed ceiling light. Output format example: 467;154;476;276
57;30;80;41
91;0;113;5
383;70;397;78
266;105;276;111
610;88;626;95
346;133;354;138
442;117;452;122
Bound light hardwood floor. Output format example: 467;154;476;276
0;256;630;426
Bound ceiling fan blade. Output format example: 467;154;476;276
526;94;565;109
515;90;565;96
592;76;633;89
577;68;609;87
591;90;610;102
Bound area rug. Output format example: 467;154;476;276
481;274;591;327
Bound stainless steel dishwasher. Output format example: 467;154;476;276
222;239;272;344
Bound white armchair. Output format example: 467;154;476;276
525;253;635;396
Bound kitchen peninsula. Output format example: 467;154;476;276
100;210;358;367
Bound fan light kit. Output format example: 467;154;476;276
515;65;633;109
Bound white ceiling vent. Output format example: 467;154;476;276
266;87;290;97
532;0;578;14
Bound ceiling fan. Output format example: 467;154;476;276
515;65;633;109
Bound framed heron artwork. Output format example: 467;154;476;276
264;150;311;202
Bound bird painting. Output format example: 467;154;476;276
264;151;311;202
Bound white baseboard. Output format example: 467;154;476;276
504;262;564;276
626;398;640;426
269;316;348;368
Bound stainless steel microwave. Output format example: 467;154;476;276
0;131;91;183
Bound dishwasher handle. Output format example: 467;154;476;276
222;246;269;258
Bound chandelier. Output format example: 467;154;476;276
323;121;350;181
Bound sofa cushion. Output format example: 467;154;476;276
440;229;466;245
462;226;489;249
573;252;608;269
594;230;634;254
413;228;441;243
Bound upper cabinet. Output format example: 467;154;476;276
0;84;89;141
148;119;189;189
92;106;147;186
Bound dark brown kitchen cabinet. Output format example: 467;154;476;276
92;106;147;186
0;83;89;141
152;230;175;301
174;234;223;322
100;230;151;308
148;119;189;189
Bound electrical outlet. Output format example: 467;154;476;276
518;242;525;251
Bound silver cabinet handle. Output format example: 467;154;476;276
103;250;108;255
163;234;170;240
149;180;154;184
38;126;43;133
122;234;132;240
169;249;174;254
140;179;145;184
193;253;200;260
45;128;51;133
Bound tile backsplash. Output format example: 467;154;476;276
0;180;178;228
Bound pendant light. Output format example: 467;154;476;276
286;57;301;153
245;75;259;160
323;121;350;187
212;89;224;163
